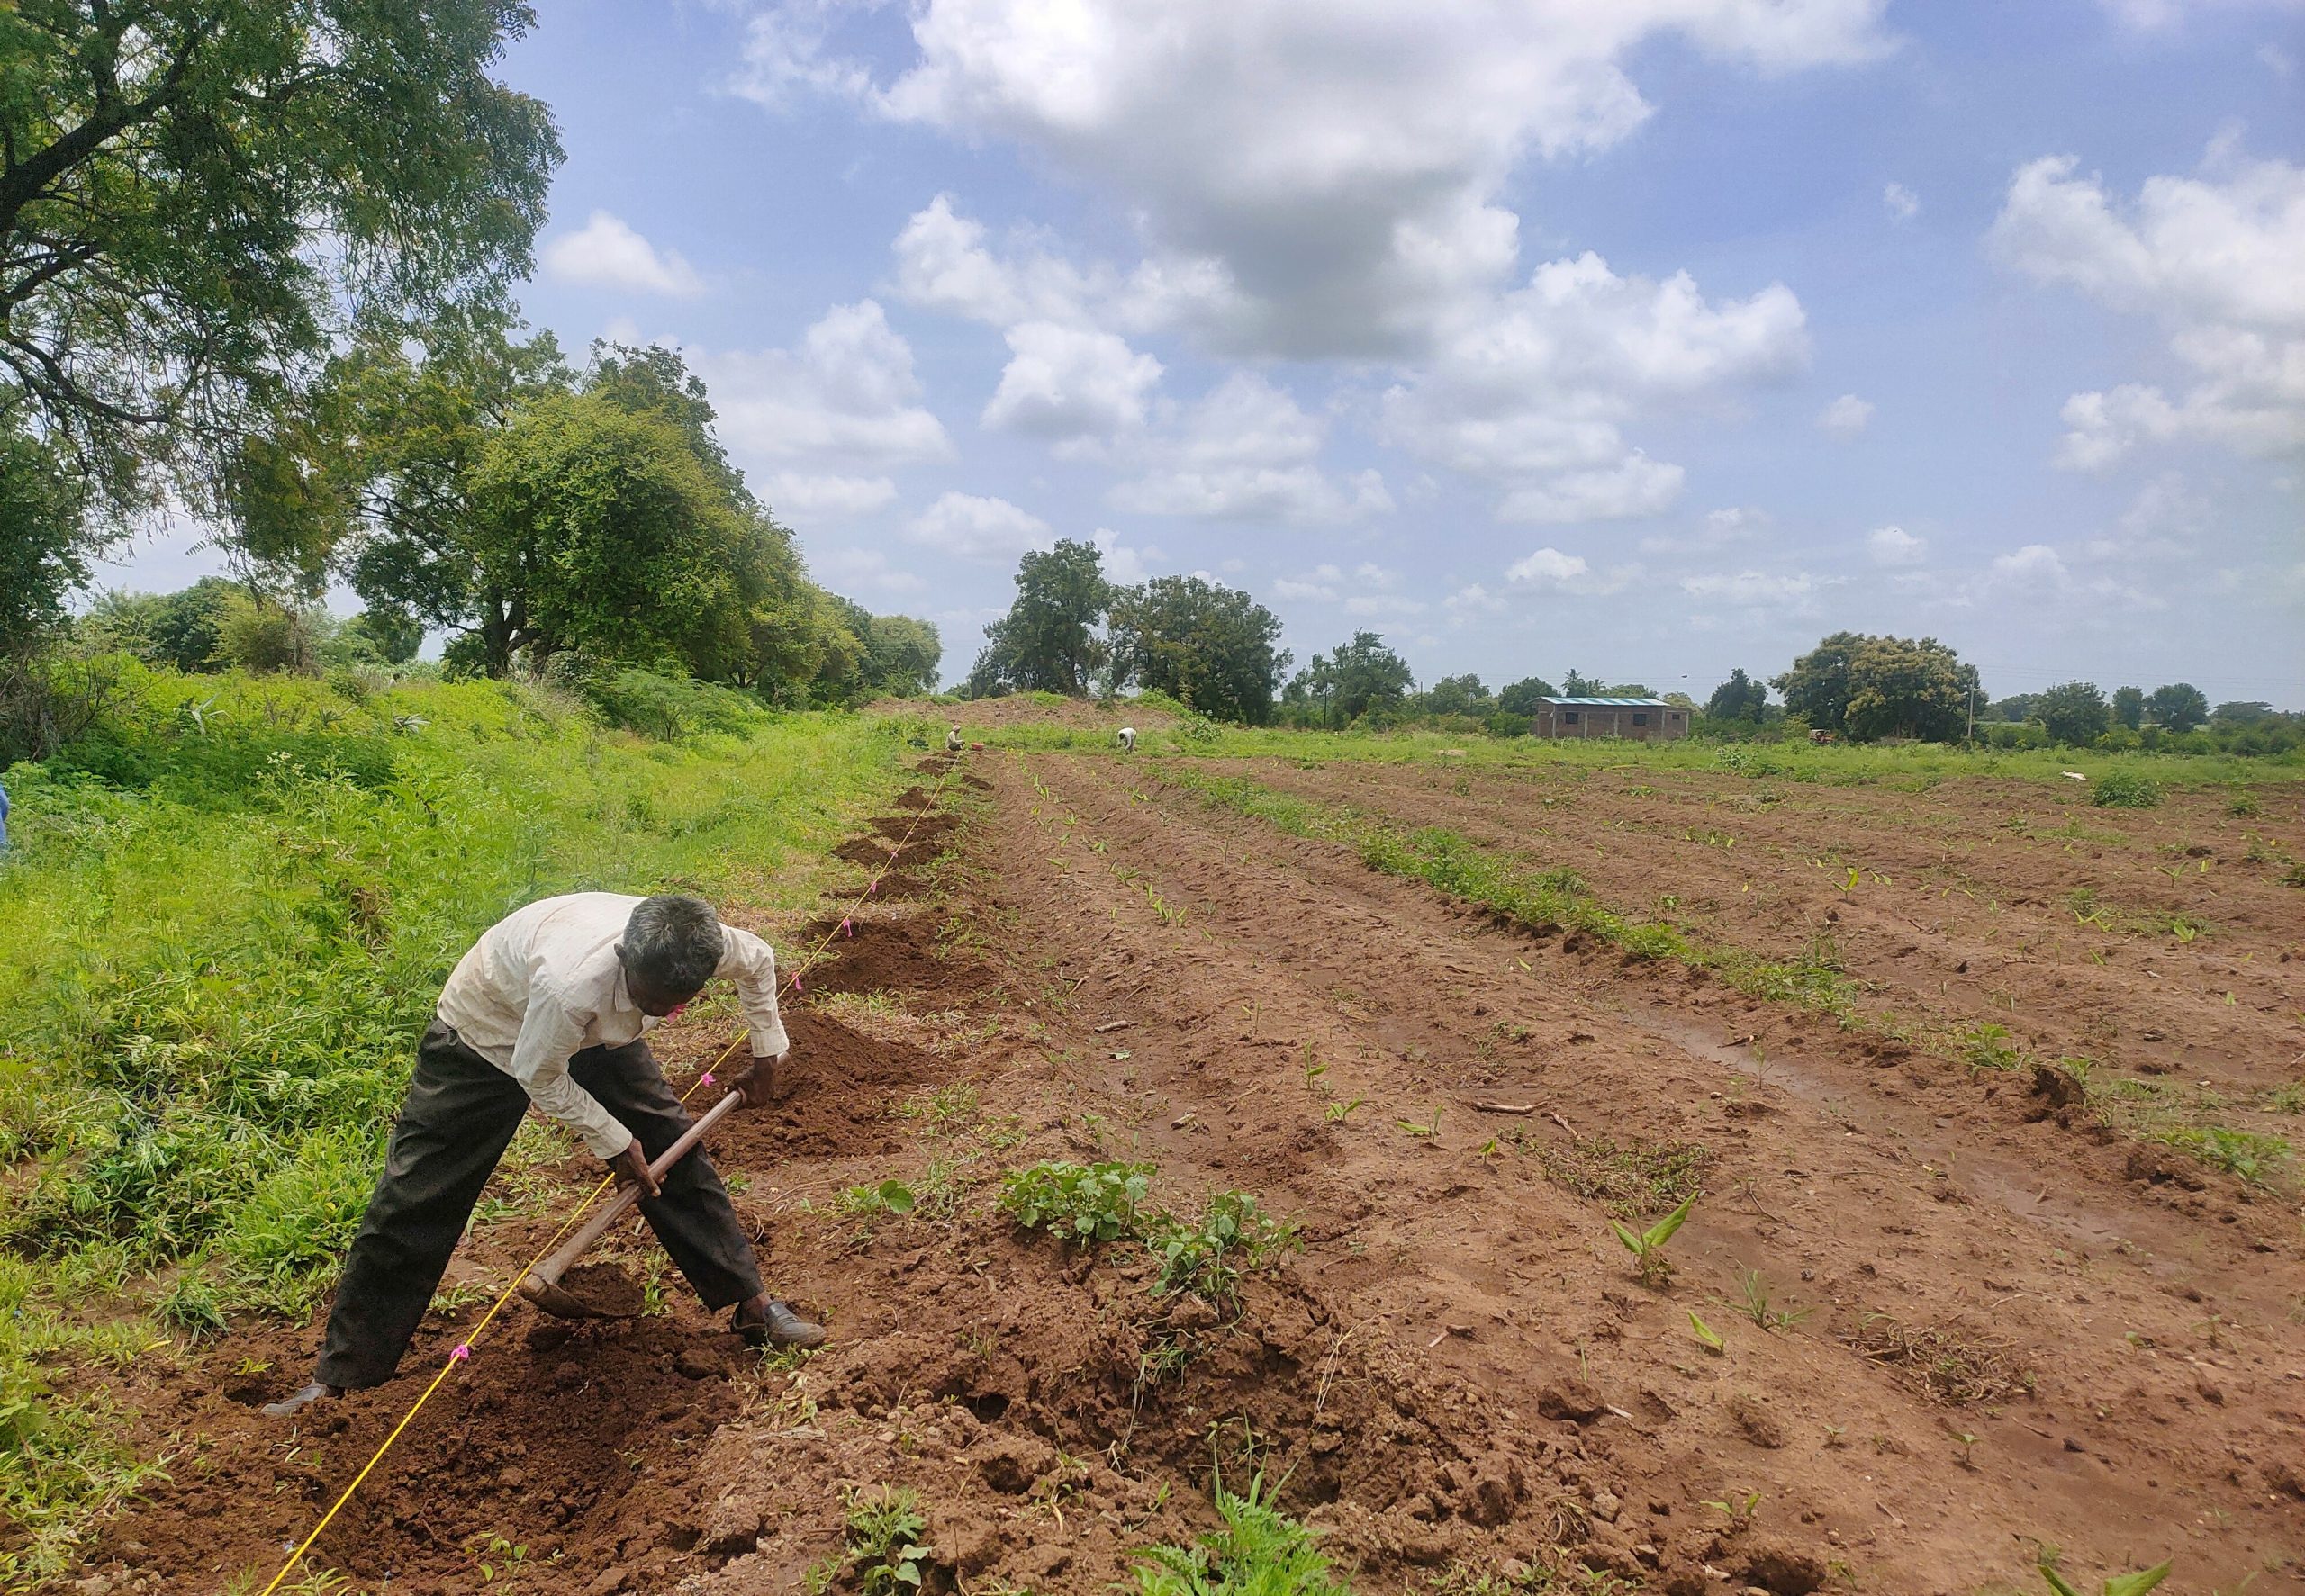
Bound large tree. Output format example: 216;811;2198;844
2111;685;2145;731
1704;668;1768;722
971;539;1111;697
1776;632;1981;742
1496;676;1559;715
2034;680;2110;746
1286;631;1415;727
1422;673;1491;718
2145;682;2209;733
1106;574;1289;724
0;0;560;608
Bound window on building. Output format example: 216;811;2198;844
1632;712;1649;726
1563;711;1579;725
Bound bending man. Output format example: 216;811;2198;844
266;893;824;1419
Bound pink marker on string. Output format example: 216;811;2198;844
868;879;880;896
700;1071;716;1088
839;916;854;938
450;1344;471;1363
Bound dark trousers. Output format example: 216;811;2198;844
316;1020;763;1390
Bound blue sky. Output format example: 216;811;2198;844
109;0;2305;704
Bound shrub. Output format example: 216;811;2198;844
2092;770;2162;809
999;1161;1156;1245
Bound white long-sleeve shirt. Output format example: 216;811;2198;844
434;892;789;1159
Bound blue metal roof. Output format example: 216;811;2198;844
1540;696;1672;708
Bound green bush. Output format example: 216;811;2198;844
2092;769;2162;809
998;1160;1155;1245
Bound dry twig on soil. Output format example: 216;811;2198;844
1839;1313;2034;1406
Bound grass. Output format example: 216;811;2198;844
0;665;914;1586
1537;1136;1707;1221
1840;1313;2035;1406
1132;1473;1350;1596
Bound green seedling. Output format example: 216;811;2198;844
836;1179;918;1219
2040;1559;2172;1596
838;1486;932;1596
1324;1097;1366;1123
1687;1310;1725;1355
1398;1108;1442;1141
999;1160;1155;1245
1611;1193;1696;1286
1734;1266;1810;1332
1703;1491;1761;1524
1953;1430;1978;1469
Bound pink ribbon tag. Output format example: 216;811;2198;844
868;879;880;896
793;972;805;993
700;1071;715;1087
450;1344;471;1363
839;916;854;937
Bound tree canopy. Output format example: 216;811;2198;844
2145;682;2209;733
1776;632;1982;742
968;539;1111;697
1704;668;1768;722
1107;575;1289;723
1496;676;1559;715
1285;631;1415;727
0;0;561;611
2034;681;2110;746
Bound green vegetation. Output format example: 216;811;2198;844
2038;1559;2171;1596
810;1487;932;1596
1133;1474;1349;1596
1000;1161;1298;1306
0;668;910;1582
2090;770;2162;809
1537;1137;1707;1222
1610;1193;1697;1287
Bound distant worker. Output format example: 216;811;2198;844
1118;726;1136;753
0;778;10;850
945;722;964;753
263;893;825;1420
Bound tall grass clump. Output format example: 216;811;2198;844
0;663;907;1582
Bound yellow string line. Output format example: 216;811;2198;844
257;751;964;1594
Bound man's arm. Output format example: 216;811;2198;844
716;924;790;1061
508;987;630;1159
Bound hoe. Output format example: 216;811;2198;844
517;1087;744;1319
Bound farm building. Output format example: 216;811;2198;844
1528;696;1689;741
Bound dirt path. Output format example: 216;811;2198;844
77;747;2305;1596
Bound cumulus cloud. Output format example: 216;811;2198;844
905;491;1053;559
764;472;899;523
1502;546;1639;593
1641;506;1770;555
1273;563;1344;601
2096;0;2304;29
694;301;954;469
811;545;926;593
1090;528;1162;585
1883;182;1920;221
981;321;1163;441
756;1;1888;358
1988;145;2305;467
1867;525;1925;565
1110;374;1392;524
1817;392;1875;436
539;212;705;296
1381;250;1805;519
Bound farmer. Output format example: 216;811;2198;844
0;778;10;850
1117;726;1136;753
263;893;825;1420
945;722;964;753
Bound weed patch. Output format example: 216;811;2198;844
1840;1314;2033;1406
1537;1137;1707;1221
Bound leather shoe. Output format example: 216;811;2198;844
261;1380;339;1419
734;1295;826;1349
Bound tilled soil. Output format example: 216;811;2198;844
71;745;2305;1595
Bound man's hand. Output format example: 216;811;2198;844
610;1137;661;1199
724;1050;784;1110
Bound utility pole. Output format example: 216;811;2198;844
1966;684;1976;744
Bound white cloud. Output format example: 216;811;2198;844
1817;392;1875;436
1090;528;1162;585
1988;146;2305;467
1444;582;1507;615
1681;569;1823;606
1502;547;1639;594
1273;564;1344;601
1110;374;1391;524
905;491;1053;559
1989;543;2069;588
1497;455;1686;524
539;212;706;297
763;2;1889;359
1867;525;1925;565
1381;250;1804;520
2262;42;2297;77
812;545;926;593
695;301;954;469
1640;505;1770;555
764;472;899;523
1883;182;1920;221
981;321;1162;441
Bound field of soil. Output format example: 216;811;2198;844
70;738;2305;1596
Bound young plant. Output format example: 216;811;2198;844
839;1486;933;1596
1687;1310;1725;1356
1397;1107;1442;1141
1734;1266;1810;1333
836;1179;918;1220
1132;1472;1348;1596
999;1161;1156;1245
1324;1097;1367;1123
1611;1193;1696;1286
2039;1560;2172;1596
1152;1192;1300;1305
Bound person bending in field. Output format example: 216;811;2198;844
1117;726;1136;753
945;722;964;753
264;893;826;1419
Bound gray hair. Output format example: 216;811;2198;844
621;895;724;995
